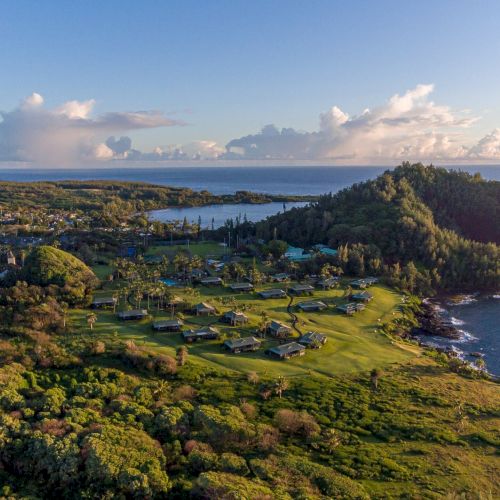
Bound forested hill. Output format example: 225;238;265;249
0;180;311;212
256;163;500;291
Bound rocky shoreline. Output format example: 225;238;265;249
412;300;461;339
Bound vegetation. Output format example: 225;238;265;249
255;163;500;292
0;164;499;497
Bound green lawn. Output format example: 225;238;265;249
145;241;228;258
71;281;419;377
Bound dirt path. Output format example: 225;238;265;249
287;295;302;335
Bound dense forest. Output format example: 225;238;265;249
255;163;500;292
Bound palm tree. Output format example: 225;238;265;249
87;312;97;331
275;376;289;399
370;368;382;391
60;301;68;329
247;371;259;385
152;380;169;401
177;345;188;366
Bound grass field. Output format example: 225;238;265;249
71;280;419;377
145;241;228;258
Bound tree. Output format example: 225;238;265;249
87;312;97;331
247;371;259;385
370;368;382;391
274;376;289;399
177;345;188;366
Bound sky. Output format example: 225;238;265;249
2;0;500;165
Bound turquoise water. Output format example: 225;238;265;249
159;278;179;286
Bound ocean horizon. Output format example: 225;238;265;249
0;164;499;196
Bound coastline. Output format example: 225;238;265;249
412;293;500;377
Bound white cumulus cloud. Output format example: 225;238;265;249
0;93;181;165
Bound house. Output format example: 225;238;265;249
318;247;338;257
200;276;223;286
350;279;368;289
183;326;220;343
299;331;328;348
336;303;365;315
289;284;315;296
117;309;148;320
6;251;16;266
316;277;339;290
271;273;289;282
266;342;306;360
284;246;311;262
258;288;287;299
297;300;327;312
229;282;254;292
153;318;184;332
351;291;373;302
91;296;118;309
221;310;249;325
267;320;292;338
350;277;378;289
223;336;262;353
193;302;216;316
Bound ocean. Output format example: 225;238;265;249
1;164;499;195
1;163;499;373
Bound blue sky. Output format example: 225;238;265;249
2;0;500;164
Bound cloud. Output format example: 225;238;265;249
225;84;496;163
0;93;181;165
4;85;500;165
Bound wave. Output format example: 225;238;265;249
447;294;479;306
448;317;465;326
492;293;500;299
456;329;478;343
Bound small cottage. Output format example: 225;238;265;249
266;342;306;359
91;296;118;309
229;282;254;292
296;300;328;312
153;318;184;332
223;336;262;353
117;309;148;320
289;284;315;296
258;288;287;299
299;331;328;348
221;310;249;325
267;320;292;338
193;302;216;316
183;326;220;343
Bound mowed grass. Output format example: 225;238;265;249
71;280;419;377
145;241;228;258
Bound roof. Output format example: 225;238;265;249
319;247;338;256
224;336;261;349
153;319;183;327
259;288;286;297
229;282;254;290
224;310;248;320
118;309;148;317
337;302;365;312
183;326;219;338
297;300;327;310
92;296;117;304
290;284;315;291
200;276;222;283
195;302;215;310
267;342;305;356
299;331;327;344
284;246;304;256
269;320;291;331
317;277;339;285
352;291;373;299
